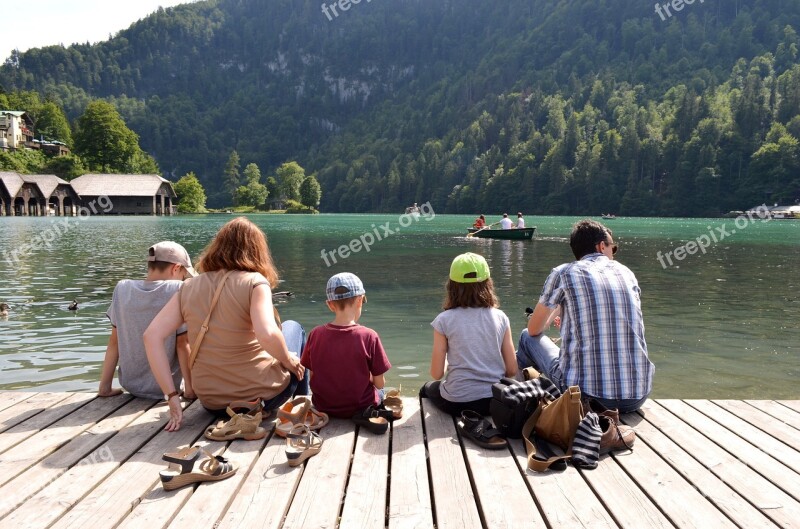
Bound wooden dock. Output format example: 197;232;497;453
0;391;797;528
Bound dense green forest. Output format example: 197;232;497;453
2;0;799;214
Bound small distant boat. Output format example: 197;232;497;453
404;204;421;217
601;214;616;220
467;227;536;240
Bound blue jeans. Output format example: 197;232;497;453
262;319;310;411
516;330;648;413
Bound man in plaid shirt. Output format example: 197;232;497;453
517;219;654;413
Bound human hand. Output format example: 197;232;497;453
164;396;184;432
283;354;305;380
553;316;561;328
98;386;123;397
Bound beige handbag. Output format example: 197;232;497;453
522;385;584;471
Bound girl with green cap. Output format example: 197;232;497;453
419;252;517;417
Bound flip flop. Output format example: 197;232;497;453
383;387;403;419
159;446;237;491
352;405;393;434
285;424;323;467
457;410;508;450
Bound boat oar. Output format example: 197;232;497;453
467;221;500;237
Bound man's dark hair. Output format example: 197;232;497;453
569;219;610;260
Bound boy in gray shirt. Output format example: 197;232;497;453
98;241;197;400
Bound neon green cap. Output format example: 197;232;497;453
449;252;490;283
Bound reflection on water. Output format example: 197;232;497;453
0;214;798;398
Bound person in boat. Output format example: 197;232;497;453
144;217;308;432
499;213;513;230
473;214;486;228
516;212;525;229
420;253;517;416
98;242;196;400
516;219;654;413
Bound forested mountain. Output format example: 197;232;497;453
2;0;800;214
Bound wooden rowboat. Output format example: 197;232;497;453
467;227;536;240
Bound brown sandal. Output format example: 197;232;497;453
205;403;267;441
383;387;404;419
275;396;329;437
159;446;237;490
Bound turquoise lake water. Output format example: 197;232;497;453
0;213;798;398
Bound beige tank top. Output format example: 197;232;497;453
180;270;290;409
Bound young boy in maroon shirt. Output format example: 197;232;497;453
300;273;392;432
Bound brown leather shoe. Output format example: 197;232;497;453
599;416;635;454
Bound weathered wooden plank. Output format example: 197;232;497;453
659;399;800;500
387;398;434;529
0;392;132;487
777;401;800;414
340;415;391;529
580;452;672;529
282;418;357;529
641;400;800;528
508;439;616;529
47;401;212;529
0;392;37;414
0;392;71;435
0;401;176;529
117;439;229;529
460;427;545;527
712;400;800;452
163;433;270;529
216;427;305;529
0;397;154;520
745;400;800;431
421;399;482;529
620;409;778;528
607;434;737;528
0;392;94;455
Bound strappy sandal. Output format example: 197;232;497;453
229;399;264;416
382;387;403;419
159;446;237;491
285;424;323;467
352;405;394;434
275;396;329;437
457;410;507;450
205;403;267;441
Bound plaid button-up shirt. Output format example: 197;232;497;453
540;253;654;400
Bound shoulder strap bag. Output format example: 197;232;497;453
188;270;233;369
522;385;584;472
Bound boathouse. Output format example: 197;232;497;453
69;173;177;215
0;172;81;216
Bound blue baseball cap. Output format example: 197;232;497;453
326;272;366;301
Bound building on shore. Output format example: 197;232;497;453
0;172;80;216
69;174;177;215
0;172;176;216
0;111;34;151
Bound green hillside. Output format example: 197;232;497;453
2;0;799;214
